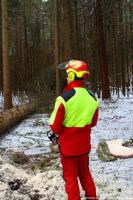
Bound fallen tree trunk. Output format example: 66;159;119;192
0;101;39;133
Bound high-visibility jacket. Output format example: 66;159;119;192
49;80;98;156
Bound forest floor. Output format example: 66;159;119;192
0;94;133;200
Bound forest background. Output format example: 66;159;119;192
0;0;133;112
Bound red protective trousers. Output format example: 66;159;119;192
61;153;98;200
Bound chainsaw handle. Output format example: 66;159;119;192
47;130;58;142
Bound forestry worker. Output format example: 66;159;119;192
49;60;99;200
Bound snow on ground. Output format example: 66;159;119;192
0;114;51;151
0;94;133;200
90;95;133;200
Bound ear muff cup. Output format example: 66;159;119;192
68;72;75;81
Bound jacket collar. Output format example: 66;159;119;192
64;80;84;92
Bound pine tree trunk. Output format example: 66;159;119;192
118;1;126;96
62;0;73;60
0;1;2;91
1;0;12;110
54;0;61;96
95;0;111;100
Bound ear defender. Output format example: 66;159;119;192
68;72;75;81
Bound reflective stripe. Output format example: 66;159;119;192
66;69;89;78
63;88;98;127
49;96;65;125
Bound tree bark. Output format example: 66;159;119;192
54;0;61;96
1;0;13;110
95;0;111;100
0;102;38;133
62;0;73;60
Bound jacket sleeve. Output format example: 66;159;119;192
49;98;65;135
90;108;99;127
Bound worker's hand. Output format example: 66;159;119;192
51;138;58;145
47;130;58;145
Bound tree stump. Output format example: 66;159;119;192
96;140;117;162
97;138;133;162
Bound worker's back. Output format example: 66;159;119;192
59;87;98;156
62;87;98;127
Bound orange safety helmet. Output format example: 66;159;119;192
59;60;90;81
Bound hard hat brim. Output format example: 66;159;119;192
58;61;69;69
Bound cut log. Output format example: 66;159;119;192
96;140;117;162
106;139;133;158
0;102;39;133
96;139;133;161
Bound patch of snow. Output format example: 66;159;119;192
90;94;133;200
0;114;51;151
